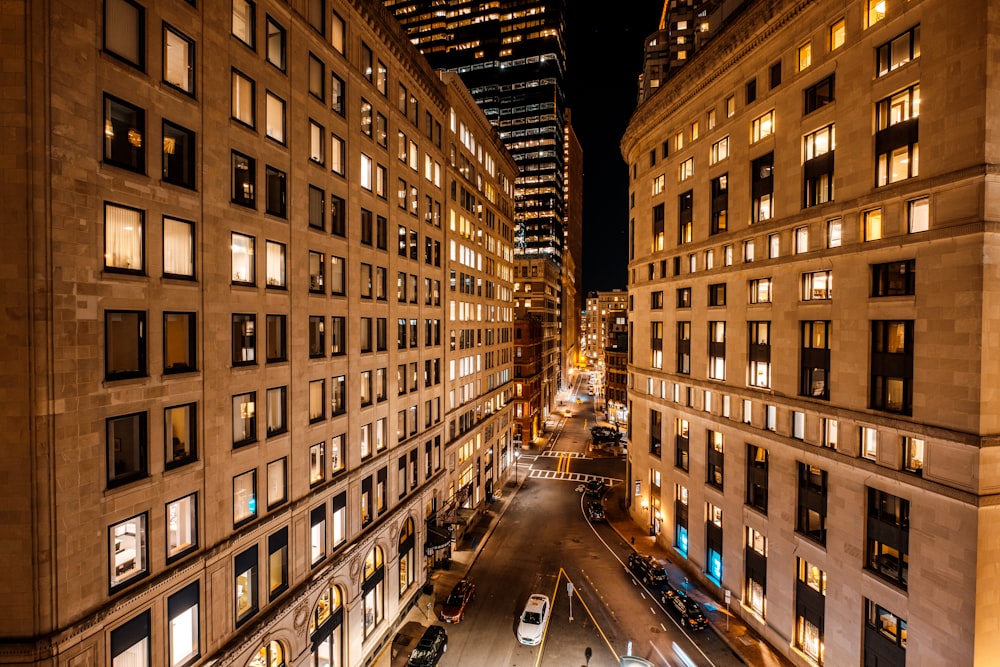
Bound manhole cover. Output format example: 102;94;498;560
738;636;756;646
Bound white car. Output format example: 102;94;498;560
516;594;550;645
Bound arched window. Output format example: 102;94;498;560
247;640;284;667
398;518;415;596
310;585;343;667
361;546;385;637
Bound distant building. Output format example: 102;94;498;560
625;0;1000;665
1;1;517;665
385;0;576;410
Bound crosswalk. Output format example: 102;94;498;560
537;450;588;459
528;470;621;484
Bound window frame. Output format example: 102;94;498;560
109;512;149;591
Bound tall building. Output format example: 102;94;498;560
563;110;585;376
2;1;518;665
638;0;748;105
624;0;1000;665
385;0;573;410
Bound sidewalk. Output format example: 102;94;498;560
603;482;796;667
371;447;531;667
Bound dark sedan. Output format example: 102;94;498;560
407;625;448;666
585;501;606;522
439;578;476;623
660;586;708;631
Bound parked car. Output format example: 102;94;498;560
407;625;448;666
585;501;606;522
584;478;607;498
439;578;476;623
628;553;669;589
516;594;551;645
660;585;708;631
591;426;624;444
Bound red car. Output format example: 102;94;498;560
439;578;476;623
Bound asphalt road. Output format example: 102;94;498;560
432;389;745;667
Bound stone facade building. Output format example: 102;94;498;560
623;0;1000;665
1;1;517;665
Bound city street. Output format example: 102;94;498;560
386;381;747;667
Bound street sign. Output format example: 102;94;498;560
725;589;731;604
567;582;575;596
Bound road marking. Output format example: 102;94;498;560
528;470;622;484
538;451;588;458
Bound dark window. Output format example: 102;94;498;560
804;74;835;114
745;78;757;104
265;165;286;217
330;194;346;236
675;419;689;471
769;61;782;88
309;185;325;230
377;214;388;249
870;320;914;414
164;311;197;373
265;314;286;362
800;321;831;399
711;174;728;234
330;316;346;356
361;208;373;245
708;283;726;307
871;260;915;297
105;310;147;380
232;313;256;366
746;444;768;513
652;203;665;251
103;94;145;173
707;430;724;490
309;316;325;358
676;321;691;375
866;487;909;589
231;151;256;208
676;287;691;308
162;120;195;188
751;152;774;223
651;291;664;309
796;463;827;545
107;411;148;486
649;409;662;457
678;191;693;244
649;149;657;167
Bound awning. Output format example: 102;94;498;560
425;526;452;555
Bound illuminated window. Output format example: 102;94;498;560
864;209;883;242
798;42;811;70
866;0;886;28
830;18;846;50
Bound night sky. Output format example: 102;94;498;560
565;3;664;295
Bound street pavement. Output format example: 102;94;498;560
374;392;794;667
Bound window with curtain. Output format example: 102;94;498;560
105;203;144;272
265;240;285;287
163;216;194;277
